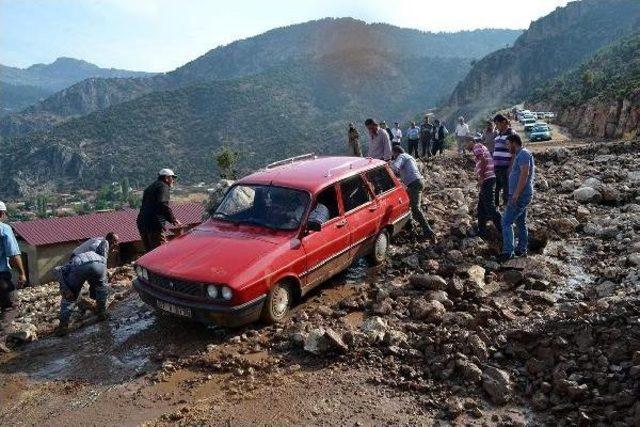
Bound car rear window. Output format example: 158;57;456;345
366;166;396;195
341;175;371;212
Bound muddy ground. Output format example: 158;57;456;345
1;139;640;426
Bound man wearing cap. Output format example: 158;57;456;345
0;201;27;351
137;169;182;253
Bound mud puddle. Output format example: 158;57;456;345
1;258;379;385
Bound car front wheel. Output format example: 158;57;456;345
261;281;293;323
367;230;389;265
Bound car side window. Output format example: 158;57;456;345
315;185;340;220
366;166;396;195
341;175;371;213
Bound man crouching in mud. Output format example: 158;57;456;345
54;233;119;336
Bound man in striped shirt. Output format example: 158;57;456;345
466;139;502;239
492;114;515;207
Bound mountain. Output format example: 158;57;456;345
444;0;640;122
1;51;469;196
0;18;521;138
0;57;154;114
530;33;640;139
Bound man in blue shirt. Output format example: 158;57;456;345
0;201;27;351
500;134;536;262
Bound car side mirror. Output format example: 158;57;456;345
307;220;322;233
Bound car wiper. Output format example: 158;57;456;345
212;212;240;225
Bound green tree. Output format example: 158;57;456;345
216;146;238;179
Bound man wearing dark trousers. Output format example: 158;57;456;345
406;122;421;158
420;115;434;159
465;140;502;240
492;114;515;207
137;169;181;253
0;202;27;352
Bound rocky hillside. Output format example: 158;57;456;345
1;52;469;196
530;33;640;139
0;19;520;139
0;57;154;114
445;0;640;121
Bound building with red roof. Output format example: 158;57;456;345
11;202;205;285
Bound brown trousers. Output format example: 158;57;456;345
139;228;167;253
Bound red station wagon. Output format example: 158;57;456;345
133;155;411;326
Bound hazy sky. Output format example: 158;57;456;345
2;0;571;72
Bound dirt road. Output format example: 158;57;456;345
2;138;640;426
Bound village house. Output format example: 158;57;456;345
10;203;205;285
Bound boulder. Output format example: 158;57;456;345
573;187;602;204
482;366;513;404
456;359;483;383
303;329;329;354
466;265;486;288
409;299;446;323
409;274;447;291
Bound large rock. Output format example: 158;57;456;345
303;329;329;355
360;316;388;341
573;187;602;204
456;359;483;383
409;299;446;323
482;366;513;404
409;274;447;291
465;265;486;288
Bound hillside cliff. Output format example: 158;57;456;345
530;33;640;139
445;0;640;121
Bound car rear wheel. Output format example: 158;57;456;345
261;281;293;323
367;230;389;265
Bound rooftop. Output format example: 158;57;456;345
11;202;204;247
239;156;385;193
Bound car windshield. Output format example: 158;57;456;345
533;125;549;132
213;184;310;231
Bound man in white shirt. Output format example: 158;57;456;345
455;116;470;155
391;122;403;145
72;232;119;259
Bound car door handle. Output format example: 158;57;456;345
369;205;379;212
336;220;348;228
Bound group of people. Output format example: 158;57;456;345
355;112;535;264
0;169;182;346
348;116;449;160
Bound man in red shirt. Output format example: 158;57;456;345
466;139;502;239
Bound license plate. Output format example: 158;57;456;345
157;300;192;318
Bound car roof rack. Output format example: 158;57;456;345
324;157;374;177
266;153;317;169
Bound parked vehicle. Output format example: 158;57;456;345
544;112;556;119
529;124;552;141
133;155;411;326
536;112;546;119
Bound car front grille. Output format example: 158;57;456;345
147;271;204;298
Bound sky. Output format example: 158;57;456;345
1;0;571;73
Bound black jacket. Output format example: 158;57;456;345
137;180;176;232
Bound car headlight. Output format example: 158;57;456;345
135;265;142;277
142;267;149;281
207;285;219;299
221;286;233;301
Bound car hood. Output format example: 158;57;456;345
137;221;291;286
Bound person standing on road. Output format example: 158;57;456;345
365;118;392;161
454;116;470;155
406;122;421;158
483;120;498;155
137;169;181;253
391;122;403;146
53;235;120;336
465;140;502;240
499;133;535;262
391;146;437;242
348;123;362;157
420;115;435;159
492;114;515;207
431;120;448;156
380;121;393;141
0;202;27;352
